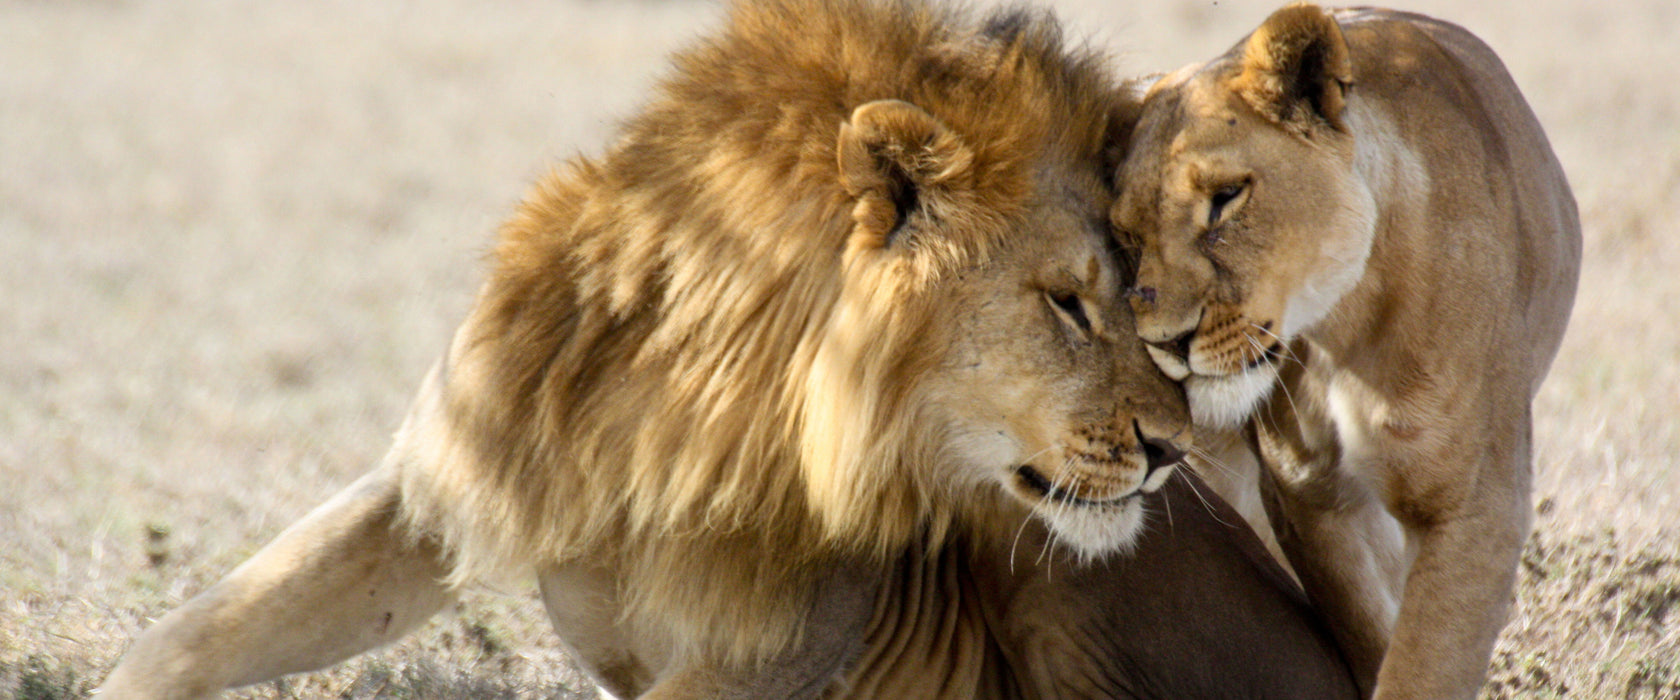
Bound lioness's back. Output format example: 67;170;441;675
1337;6;1580;377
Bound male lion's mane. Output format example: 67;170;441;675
395;0;1121;663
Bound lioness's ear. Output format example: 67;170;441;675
1230;3;1352;136
837;99;974;250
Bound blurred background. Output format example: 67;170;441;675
3;0;1675;696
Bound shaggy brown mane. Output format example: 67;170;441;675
396;0;1122;663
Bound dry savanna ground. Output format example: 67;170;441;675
2;0;1675;697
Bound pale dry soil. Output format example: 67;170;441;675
2;1;1675;697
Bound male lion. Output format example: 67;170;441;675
1111;4;1581;698
102;1;1214;697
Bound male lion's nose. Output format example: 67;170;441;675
1133;421;1186;473
1141;436;1186;472
1144;329;1195;364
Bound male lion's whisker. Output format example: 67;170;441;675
1018;444;1057;465
1161;480;1175;531
1035;455;1080;569
1186;444;1237;480
1007;506;1036;576
1174;467;1238;529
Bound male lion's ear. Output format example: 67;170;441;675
1230;3;1352;136
837;99;974;250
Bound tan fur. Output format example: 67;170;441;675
103;2;1200;698
1112;4;1580;698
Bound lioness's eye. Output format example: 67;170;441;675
1047;291;1092;334
1208;183;1246;227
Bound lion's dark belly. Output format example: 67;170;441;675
832;472;1360;699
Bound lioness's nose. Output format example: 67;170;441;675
1143;329;1195;364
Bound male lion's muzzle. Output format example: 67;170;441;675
1014;421;1186;507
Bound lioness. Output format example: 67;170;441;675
1111;4;1580;698
103;1;1207;697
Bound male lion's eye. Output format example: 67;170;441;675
1047;291;1092;334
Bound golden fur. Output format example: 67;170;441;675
399;0;1185;666
1112;4;1580;698
104;2;1201;697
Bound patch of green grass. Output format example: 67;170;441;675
7;655;92;700
1485;531;1680;699
1624;656;1680;699
1485;650;1570;699
462;617;508;657
1625;579;1680;627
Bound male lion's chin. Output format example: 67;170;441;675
1035;499;1147;563
1185;367;1278;430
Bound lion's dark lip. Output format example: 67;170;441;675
1015;465;1133;508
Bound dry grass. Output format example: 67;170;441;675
1;0;1673;697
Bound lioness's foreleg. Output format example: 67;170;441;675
101;464;454;699
1260;470;1407;693
1372;433;1532;700
1259;408;1534;699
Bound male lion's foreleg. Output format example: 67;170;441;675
100;464;454;699
586;555;879;700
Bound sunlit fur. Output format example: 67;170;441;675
392;0;1177;667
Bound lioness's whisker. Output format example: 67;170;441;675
1249;322;1306;369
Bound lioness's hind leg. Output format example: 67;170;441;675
101;464;454;699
